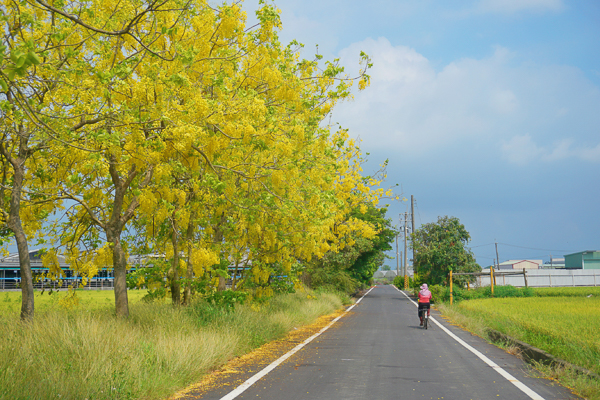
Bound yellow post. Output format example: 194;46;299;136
449;269;453;305
404;275;408;290
467;281;470;291
490;266;494;296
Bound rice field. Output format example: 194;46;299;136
531;286;600;297
456;295;600;376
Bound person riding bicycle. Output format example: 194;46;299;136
418;283;432;326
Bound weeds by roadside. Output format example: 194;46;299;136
530;361;600;400
0;289;344;400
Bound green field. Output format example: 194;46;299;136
440;287;600;399
532;286;600;297
0;289;149;313
1;288;149;313
456;296;600;375
0;288;345;400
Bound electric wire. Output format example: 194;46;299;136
497;242;575;253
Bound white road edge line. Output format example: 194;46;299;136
394;286;545;400
218;286;376;400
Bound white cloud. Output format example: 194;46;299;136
490;89;518;114
580;144;600;163
475;0;565;14
332;38;600;164
501;136;600;165
501;135;542;165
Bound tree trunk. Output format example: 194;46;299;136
1;140;34;321
107;227;129;318
14;218;34;321
183;212;196;305
183;242;192;305
103;161;150;317
214;213;227;292
170;212;181;305
218;276;226;291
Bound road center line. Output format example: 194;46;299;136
218;286;375;400
395;286;545;400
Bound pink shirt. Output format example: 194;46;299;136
418;290;432;303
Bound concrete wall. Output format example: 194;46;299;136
477;269;600;287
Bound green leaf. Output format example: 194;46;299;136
215;182;226;194
27;51;41;65
0;79;7;92
9;51;19;64
16;65;29;77
6;68;16;81
14;54;27;68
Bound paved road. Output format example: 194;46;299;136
198;285;577;400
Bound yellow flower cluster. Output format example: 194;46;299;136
0;0;387;309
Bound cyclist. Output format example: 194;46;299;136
418;283;432;326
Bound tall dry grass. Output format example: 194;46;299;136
0;290;343;399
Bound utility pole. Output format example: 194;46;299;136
495;242;500;269
411;195;415;275
395;233;400;276
400;251;403;272
404;212;408;289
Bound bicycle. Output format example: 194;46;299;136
419;303;431;330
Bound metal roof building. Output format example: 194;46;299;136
497;260;542;270
565;251;600;269
0;250;114;290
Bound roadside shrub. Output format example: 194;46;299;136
427;285;534;303
493;285;534;298
206;290;248;310
308;268;360;295
392;275;405;288
428;284;445;302
412;273;425;289
393;274;420;289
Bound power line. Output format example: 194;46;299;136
470;243;495;248
497;242;576;253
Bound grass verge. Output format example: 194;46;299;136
0;289;345;400
438;299;600;400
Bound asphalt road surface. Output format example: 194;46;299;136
197;285;577;400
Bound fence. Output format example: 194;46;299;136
476;269;600;288
0;277;115;291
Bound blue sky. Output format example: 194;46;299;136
245;0;600;267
